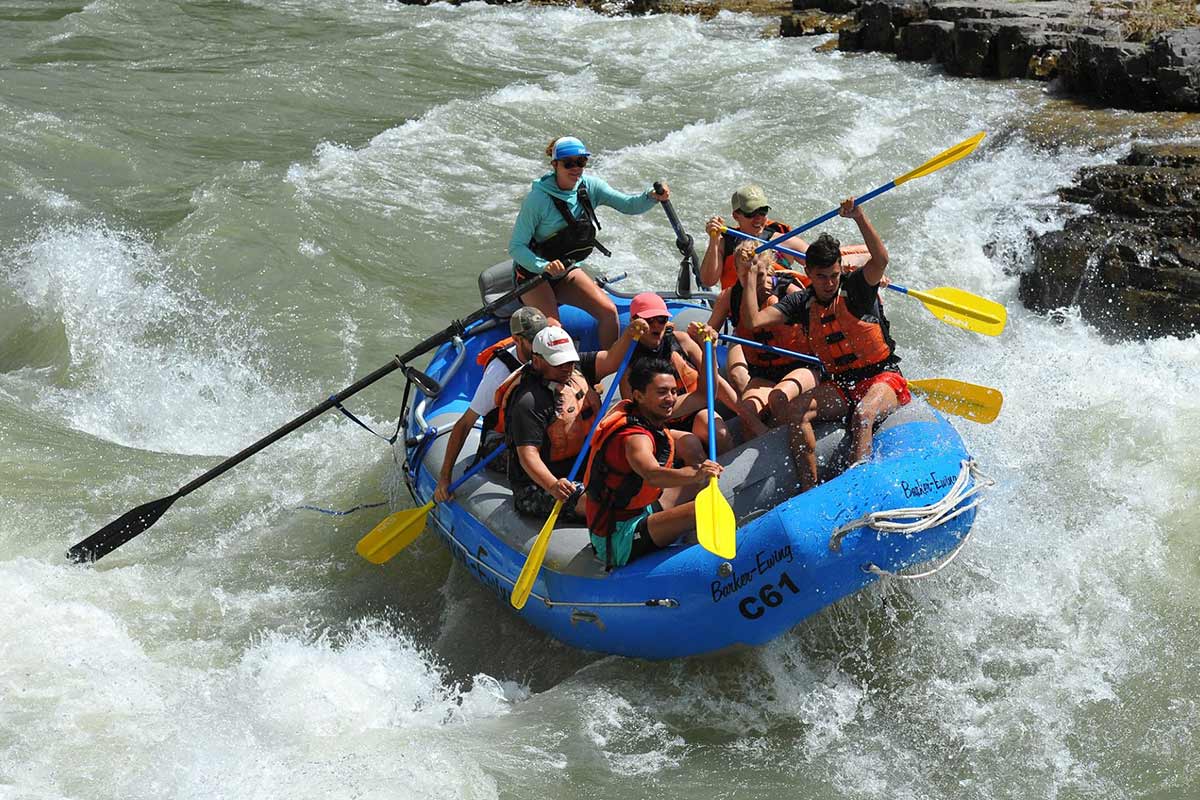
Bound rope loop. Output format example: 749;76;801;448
828;460;994;577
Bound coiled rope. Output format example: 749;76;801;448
828;459;994;580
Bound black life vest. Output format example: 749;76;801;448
528;183;612;265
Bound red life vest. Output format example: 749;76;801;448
718;219;792;289
583;400;675;540
728;269;810;368
797;270;895;379
495;365;601;463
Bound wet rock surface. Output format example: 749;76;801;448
780;0;1200;112
1020;143;1200;339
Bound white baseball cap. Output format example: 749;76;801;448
532;326;579;367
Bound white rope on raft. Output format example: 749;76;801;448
828;460;995;581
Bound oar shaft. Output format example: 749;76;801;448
655;181;701;296
447;443;507;495
718;334;824;369
721;227;806;261
704;338;718;462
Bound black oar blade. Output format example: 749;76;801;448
67;494;178;563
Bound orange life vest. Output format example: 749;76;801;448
622;325;699;396
728;269;810;368
583;400;675;541
797;271;895;379
719;219;792;289
476;337;520;368
496;365;601;464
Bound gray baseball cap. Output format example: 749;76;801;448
509;306;548;340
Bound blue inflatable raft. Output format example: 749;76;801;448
399;265;989;660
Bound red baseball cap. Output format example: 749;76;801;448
629;292;669;320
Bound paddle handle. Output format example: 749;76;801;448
718;333;824;369
704;338;718;463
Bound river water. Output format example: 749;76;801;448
2;2;1198;798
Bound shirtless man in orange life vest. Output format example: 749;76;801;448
584;341;723;570
738;198;912;490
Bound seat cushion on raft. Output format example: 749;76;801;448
478;261;520;319
419;402;937;579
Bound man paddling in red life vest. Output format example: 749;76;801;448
621;292;737;454
699;185;804;290
739;198;911;489
706;242;818;439
434;306;549;504
500;320;649;522
584;352;724;570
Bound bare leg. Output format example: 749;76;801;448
787;382;847;491
661;431;706;506
848;382;900;464
766;367;820;426
690;409;732;455
517;279;560;324
555;270;620;348
736;380;773;439
645;502;703;546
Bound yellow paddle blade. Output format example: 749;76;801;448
510;500;563;610
908;286;1007;336
895;132;986;185
695;476;736;559
355;500;435;564
910;378;1003;424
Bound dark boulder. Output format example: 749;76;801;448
1021;144;1200;339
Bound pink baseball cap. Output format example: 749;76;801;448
629;292;670;320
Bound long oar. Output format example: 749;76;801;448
356;443;508;565
695;336;736;559
756;132;986;256
722;223;1006;336
654;181;702;297
68;273;552;564
510;336;640;610
719;333;824;370
908;378;1002;424
723;336;1001;424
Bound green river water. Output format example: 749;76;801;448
1;2;1198;798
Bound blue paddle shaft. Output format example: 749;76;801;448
718;333;824;369
565;340;639;483
755;180;896;254
886;282;909;295
703;338;717;462
723;227;806;261
448;442;507;494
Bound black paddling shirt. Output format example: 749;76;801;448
505;352;600;491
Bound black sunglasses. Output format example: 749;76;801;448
739;206;769;218
559;157;589;169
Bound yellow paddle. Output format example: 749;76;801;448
908;378;1003;424
695;335;736;559
356;443;508;565
756;132;987;256
510;334;641;610
720;335;1002;424
720;225;1007;336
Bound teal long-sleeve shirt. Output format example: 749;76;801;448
508;173;657;274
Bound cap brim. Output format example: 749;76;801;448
542;350;579;366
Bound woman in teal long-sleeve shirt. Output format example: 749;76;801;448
509;136;669;347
